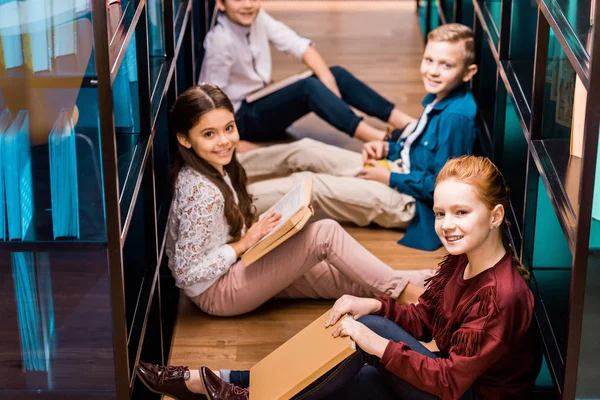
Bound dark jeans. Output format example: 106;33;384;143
235;66;395;142
230;315;477;400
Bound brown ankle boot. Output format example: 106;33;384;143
201;366;249;400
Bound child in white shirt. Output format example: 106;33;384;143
199;0;414;142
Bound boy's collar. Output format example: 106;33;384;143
422;83;469;110
217;11;252;35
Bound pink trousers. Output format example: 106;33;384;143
193;220;436;316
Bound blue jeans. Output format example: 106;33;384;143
229;315;477;400
235;66;395;141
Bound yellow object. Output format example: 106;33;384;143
364;159;391;170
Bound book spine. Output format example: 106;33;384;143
0;1;24;70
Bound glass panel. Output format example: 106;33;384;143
592;143;600;249
123;170;156;378
175;24;193;96
476;30;498;135
148;0;165;57
500;92;528;231
508;0;537;107
553;0;593;57
482;0;501;35
576;249;600;398
542;30;576;142
539;29;580;216
418;0;440;36
439;0;455;23
535;355;554;388
531;177;572;358
577;129;600;398
0;250;117;394
0;0;106;242
154;97;171;248
459;0;475;25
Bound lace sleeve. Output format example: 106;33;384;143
171;177;237;288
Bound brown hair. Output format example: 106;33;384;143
435;156;530;283
427;23;476;66
170;83;255;241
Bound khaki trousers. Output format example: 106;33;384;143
192;220;436;316
237;138;415;228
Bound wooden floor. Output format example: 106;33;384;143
165;1;444;387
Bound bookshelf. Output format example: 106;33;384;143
419;0;600;398
0;1;215;399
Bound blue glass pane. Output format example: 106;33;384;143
501;93;528;230
509;0;537;106
148;0;165;57
576;250;600;398
553;0;593;57
542;30;576;141
592;142;600;249
483;0;501;35
0;1;106;242
0;250;117;394
477;32;497;133
532;177;572;357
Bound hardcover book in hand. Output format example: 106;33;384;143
245;70;314;103
241;179;314;266
249;310;356;400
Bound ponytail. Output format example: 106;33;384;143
501;223;530;283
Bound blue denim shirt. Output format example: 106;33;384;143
387;84;477;250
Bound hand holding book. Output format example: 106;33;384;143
325;294;383;328
241;180;313;266
230;211;282;257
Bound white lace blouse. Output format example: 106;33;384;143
165;166;239;297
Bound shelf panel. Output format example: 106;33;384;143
150;57;173;130
576;250;600;397
531;268;571;396
476;111;493;157
109;0;146;82
530;139;580;251
499;60;532;136
539;0;592;88
119;136;153;244
436;0;448;24
473;0;500;55
175;0;193;57
0;15;96;88
127;264;158;388
0;240;106;252
156;198;171;266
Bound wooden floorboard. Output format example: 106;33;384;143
165;1;442;387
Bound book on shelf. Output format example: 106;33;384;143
0;110;13;240
51;0;77;58
570;75;587;158
245;70;314;103
19;0;52;72
249;310;356;400
49;109;80;239
147;0;165;56
0;0;24;71
4;110;34;241
241;179;314;266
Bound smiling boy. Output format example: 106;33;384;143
238;24;479;251
199;0;416;143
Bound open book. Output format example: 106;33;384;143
245;70;314;103
249;310;356;400
241;179;314;266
